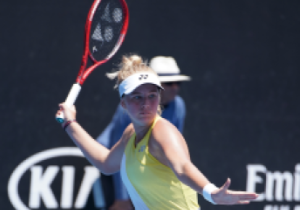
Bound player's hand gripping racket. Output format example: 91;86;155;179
56;0;129;123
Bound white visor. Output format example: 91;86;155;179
118;72;163;97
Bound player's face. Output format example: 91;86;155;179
122;84;160;125
160;82;181;105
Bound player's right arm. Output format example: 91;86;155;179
57;102;133;175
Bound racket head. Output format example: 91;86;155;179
76;0;129;85
89;0;129;62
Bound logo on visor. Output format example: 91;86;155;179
139;74;148;80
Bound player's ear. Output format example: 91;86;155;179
120;98;127;110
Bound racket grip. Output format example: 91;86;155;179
56;83;82;124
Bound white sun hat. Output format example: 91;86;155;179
149;56;191;83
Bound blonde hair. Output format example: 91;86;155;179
106;54;161;114
106;54;157;88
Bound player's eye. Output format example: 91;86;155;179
134;95;142;99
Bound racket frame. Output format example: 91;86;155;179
56;0;129;123
76;0;129;85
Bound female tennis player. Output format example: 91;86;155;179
56;54;258;210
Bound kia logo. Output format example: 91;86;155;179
8;147;105;210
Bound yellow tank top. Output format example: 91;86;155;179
120;116;199;210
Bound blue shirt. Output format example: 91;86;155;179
96;96;186;200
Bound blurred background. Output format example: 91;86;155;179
1;0;299;209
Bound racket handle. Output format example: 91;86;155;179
56;83;82;124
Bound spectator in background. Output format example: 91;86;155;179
96;56;191;210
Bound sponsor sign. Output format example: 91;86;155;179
8;147;106;210
246;164;300;210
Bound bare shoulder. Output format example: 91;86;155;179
151;118;183;144
121;123;135;145
149;117;190;164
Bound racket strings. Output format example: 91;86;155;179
90;0;125;61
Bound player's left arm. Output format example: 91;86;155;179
150;120;258;205
150;120;210;193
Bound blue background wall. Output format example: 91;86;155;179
1;0;299;209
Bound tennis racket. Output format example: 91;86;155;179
56;0;129;123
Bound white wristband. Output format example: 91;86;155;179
203;183;218;205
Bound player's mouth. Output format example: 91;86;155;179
140;112;151;116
